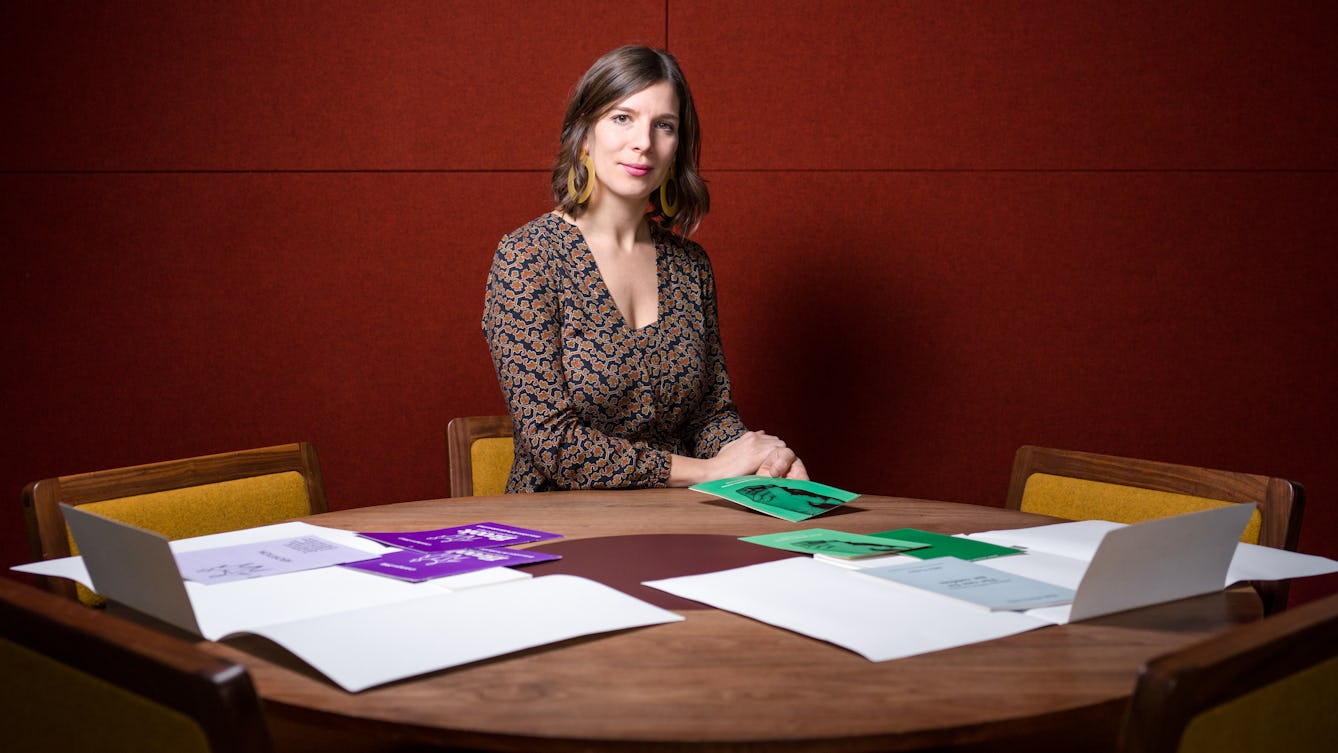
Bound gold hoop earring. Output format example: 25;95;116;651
659;164;680;218
566;150;595;205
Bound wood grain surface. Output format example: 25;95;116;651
204;488;1262;752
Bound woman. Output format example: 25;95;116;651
483;45;806;493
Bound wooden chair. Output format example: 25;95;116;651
1117;591;1338;753
0;576;272;753
22;442;328;605
1006;445;1305;615
446;415;514;497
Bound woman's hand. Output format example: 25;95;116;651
758;451;809;481
668;430;808;486
709;431;788;478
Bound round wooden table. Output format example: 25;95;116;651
210;488;1261;752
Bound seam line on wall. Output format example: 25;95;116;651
2;168;1333;176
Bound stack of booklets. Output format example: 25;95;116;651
741;527;1023;563
740;528;1069;611
346;522;564;582
167;521;563;585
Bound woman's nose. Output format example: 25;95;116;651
631;125;652;151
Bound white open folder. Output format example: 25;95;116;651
34;505;682;692
1036;501;1253;623
645;503;1336;662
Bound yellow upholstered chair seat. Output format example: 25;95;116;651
1117;592;1338;753
470;437;515;497
3;637;212;753
69;471;312;550
447;415;515;497
23;442;327;606
1177;654;1338;752
0;577;272;752
1006;446;1304;615
63;471;314;606
1021;474;1263;544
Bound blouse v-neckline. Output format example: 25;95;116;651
553;213;662;333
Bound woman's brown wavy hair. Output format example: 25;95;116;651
551;46;709;236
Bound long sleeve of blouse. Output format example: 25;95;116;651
481;213;746;492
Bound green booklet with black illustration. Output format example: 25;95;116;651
814;528;1024;568
869;528;1023;562
741;529;930;559
691;476;860;522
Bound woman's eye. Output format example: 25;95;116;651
611;114;630;124
657;121;676;134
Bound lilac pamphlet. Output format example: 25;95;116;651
342;547;560;582
175;536;380;584
358;522;561;552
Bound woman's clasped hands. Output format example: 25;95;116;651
715;430;809;481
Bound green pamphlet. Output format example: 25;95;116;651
691;476;859;522
870;528;1023;561
741;529;930;559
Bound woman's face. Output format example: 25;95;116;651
583;80;679;207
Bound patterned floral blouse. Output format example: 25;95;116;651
482;213;746;492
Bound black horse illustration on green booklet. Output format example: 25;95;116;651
691;476;860;522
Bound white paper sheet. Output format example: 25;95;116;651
14;510;682;692
646;505;1338;661
644;557;1047;661
186;566;445;639
252;575;685;692
966;519;1122;561
1008;505;1252;625
966;515;1338;588
12;520;399;591
1225;541;1338;583
1062;504;1252;622
174;521;396;554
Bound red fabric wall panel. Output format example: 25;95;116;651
694;168;1338;602
676;0;1337;169
665;0;1338;603
1;171;542;545
3;3;1336;604
1;1;664;170
697;170;1336;500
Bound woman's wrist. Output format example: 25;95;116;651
667;454;712;487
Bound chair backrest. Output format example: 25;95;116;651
22;442;328;605
446;415;514;497
1005;445;1304;614
0;576;273;753
1117;591;1338;753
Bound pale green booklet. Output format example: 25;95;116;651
863;556;1075;611
691;476;860;522
741;529;929;559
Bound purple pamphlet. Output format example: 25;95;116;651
341;547;560;582
358;522;561;552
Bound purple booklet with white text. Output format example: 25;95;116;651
358;522;561;552
341;547;560;582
